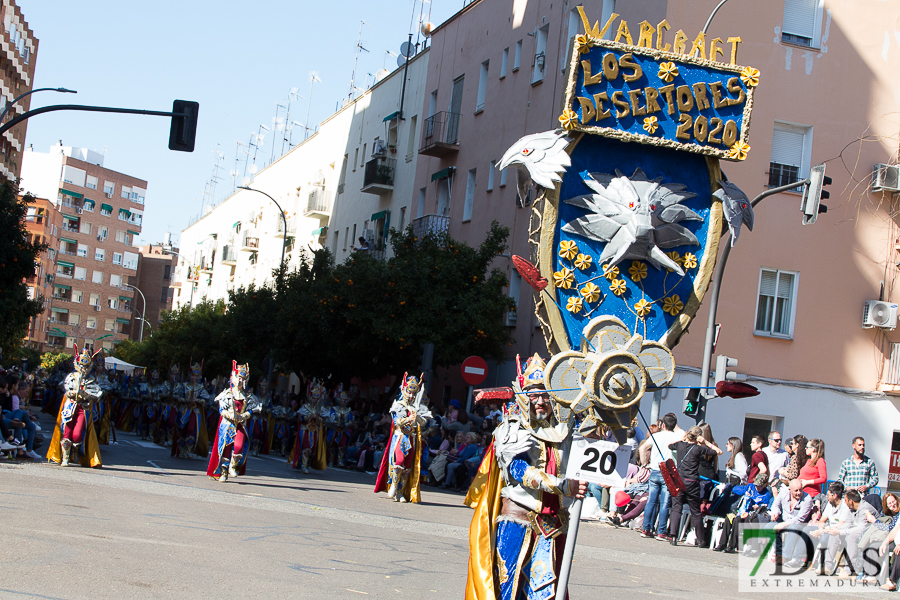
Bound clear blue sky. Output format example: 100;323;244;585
17;0;456;247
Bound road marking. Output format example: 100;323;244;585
10;527;203;548
146;460;171;476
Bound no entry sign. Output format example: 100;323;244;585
461;356;488;386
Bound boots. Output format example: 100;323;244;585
251;439;261;457
398;469;410;503
60;438;72;467
301;451;310;474
229;454;242;478
388;466;403;501
217;458;229;482
337;447;346;469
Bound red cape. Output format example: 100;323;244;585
206;417;247;477
373;443;391;493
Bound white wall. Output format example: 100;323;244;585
21;148;64;204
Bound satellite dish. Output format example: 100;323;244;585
397;55;407;69
400;41;414;58
375;68;390;82
249;164;258;174
420;21;435;37
241;177;251;186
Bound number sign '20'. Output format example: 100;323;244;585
565;438;631;487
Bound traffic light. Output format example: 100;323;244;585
715;355;746;386
800;163;831;225
683;387;701;417
168;100;199;152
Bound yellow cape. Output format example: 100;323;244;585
401;428;424;503
46;400;102;468
464;441;502;599
195;407;210;457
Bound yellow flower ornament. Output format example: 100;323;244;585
576;34;594;53
574;253;592;270
603;264;619;280
682;253;698;269
610;279;627;296
579;282;601;304
566;296;584;314
740;66;760;87
643;116;659;134
658;62;679;83
559;240;578;261
662;295;684;316
628;261;647;282
559;109;579;130
553;268;575;289
634;298;652;317
727;141;750;161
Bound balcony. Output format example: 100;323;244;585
221;245;237;264
304;188;332;218
240;234;259;252
419;111;461;157
411;214;450;239
274;217;297;239
361;156;396;195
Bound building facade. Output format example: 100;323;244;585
0;1;37;182
21;144;147;352
22;195;60;350
130;243;177;340
174;49;430;308
411;0;900;489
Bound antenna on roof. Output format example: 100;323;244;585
349;20;373;100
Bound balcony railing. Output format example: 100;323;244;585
274;217;297;238
361;156;396;195
304;188;332;218
419;111;461;157
240;234;259;252
411;214;450;239
221;245;237;264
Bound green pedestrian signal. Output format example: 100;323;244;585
683;387;701;417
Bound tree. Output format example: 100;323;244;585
0;182;46;353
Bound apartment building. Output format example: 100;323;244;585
21;144;146;353
414;0;900;488
130;243;177;340
174;49;429;308
0;1;37;182
22;195;60;350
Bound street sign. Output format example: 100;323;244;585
566;437;631;487
461;355;488;386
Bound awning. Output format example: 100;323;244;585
57;260;74;268
54;284;71;290
62;213;79;220
119;208;131;218
311;226;326;236
51;306;68;313
83;199;95;208
116;318;131;324
371;210;389;221
127;230;140;236
431;167;452;181
59;189;83;198
101;203;113;212
59;237;77;244
383;111;400;122
119;295;131;301
233;221;241;228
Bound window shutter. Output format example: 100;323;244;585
770;126;804;167
759;270;778;296
776;272;794;298
782;0;817;39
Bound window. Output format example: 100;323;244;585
755;268;798;338
501;48;509;78
115;230;126;243
123;252;138;270
417;188;426;218
121;186;131;199
83;201;94;213
600;0;616;40
338;154;348;191
532;24;550;84
110;274;122;287
74;267;87;281
476;60;489;112
507;270;522;326
487;160;496;191
107;297;118;310
65;337;75;349
86;317;97;330
361;143;366;161
399;206;407;230
95;249;105;261
428;90;437;117
769;122;812;191
782;0;824;48
102;341;113;351
69;313;81;325
103;181;114;196
352;224;357;246
98;226;108;241
463;168;477;222
564;8;580;70
92;270;103;284
100;205;112;216
353;148;359;171
161;287;170;302
89;293;101;306
406;115;417;161
514;40;522;71
77;243;88;258
72;290;83;303
500;165;508;187
344;227;349;250
163;265;171;280
112;252;123;265
86;175;98;190
81;222;92;235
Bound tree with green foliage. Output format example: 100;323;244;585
0;182;46;353
40;350;72;373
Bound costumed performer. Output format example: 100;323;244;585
464;354;587;600
154;363;180;446
172;360;210;458
94;357;116;444
46;345;104;468
289;379;327;474
207;361;262;482
248;376;271;456
324;384;354;468
374;373;432;503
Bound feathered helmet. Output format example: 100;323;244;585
334;383;350;406
73;344;103;374
257;376;269;394
400;372;424;401
231;361;250;388
307;379;326;402
149;368;160;381
517;353;547;390
169;363;180;378
189;359;203;379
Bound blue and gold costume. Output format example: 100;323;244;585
207;362;261;482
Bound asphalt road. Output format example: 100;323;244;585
0;417;885;599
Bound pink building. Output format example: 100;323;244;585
415;0;900;489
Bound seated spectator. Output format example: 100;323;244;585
779;434;808;486
725;437;748;485
878;513;900;590
822;489;878;577
784;481;848;568
608;466;651;527
715;472;773;553
442;432;480;491
753;479;813;561
763;430;789;485
1;375;39;460
426;430;456;485
850;493;900;583
799;438;828;499
747;435;769;484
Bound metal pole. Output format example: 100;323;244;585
123;284;147;343
0;104;183;137
0;87;76;124
696;178;810;423
237;186;288;288
556;498;583;596
398;34;412;121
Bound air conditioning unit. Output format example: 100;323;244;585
94;304;102;312
75;208;83;214
863;300;899;329
873;164;900;193
373;140;386;156
105;192;113;198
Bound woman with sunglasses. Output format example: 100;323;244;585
798;438;827;498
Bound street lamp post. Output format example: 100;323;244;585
127;305;152;336
0;86;77;124
121;283;147;343
237;186;288;288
